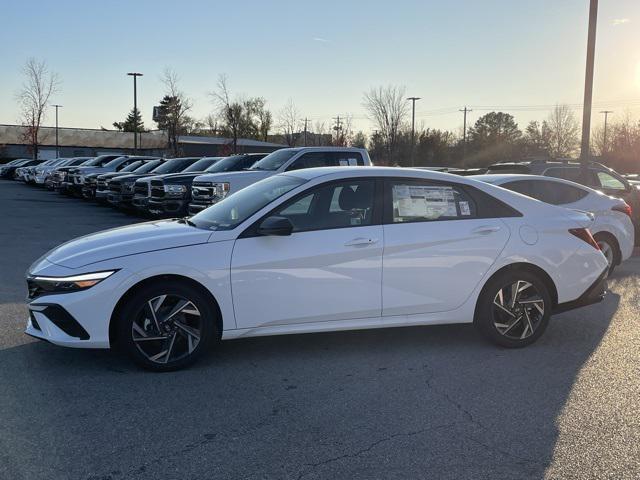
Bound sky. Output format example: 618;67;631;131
1;0;639;136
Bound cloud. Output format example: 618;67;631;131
612;18;630;26
313;37;330;43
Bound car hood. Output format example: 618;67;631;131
194;170;272;187
112;173;156;183
156;172;203;183
74;166;106;175
44;220;212;269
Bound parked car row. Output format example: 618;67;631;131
4;150;633;370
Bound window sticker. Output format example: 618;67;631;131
459;201;470;216
393;185;458;219
347;158;358;166
339;160;349;166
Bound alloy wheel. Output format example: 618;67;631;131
492;280;545;340
131;294;202;364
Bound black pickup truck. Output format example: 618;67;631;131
147;154;267;217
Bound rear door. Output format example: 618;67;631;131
381;179;511;316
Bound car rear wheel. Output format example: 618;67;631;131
116;281;218;371
475;270;552;348
593;233;619;276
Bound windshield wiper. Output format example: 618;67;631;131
177;217;197;227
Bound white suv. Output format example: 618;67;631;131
188;147;371;214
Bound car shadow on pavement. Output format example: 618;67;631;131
0;292;620;480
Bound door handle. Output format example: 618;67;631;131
471;225;501;235
345;237;379;247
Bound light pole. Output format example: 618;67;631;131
459;106;472;165
600;110;613;155
53;104;62;157
407;97;421;166
127;72;143;154
580;0;598;179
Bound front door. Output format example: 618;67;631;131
231;178;383;329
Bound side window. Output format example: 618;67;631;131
502;180;535;198
596;171;626;191
286;152;333;171
388;181;477;223
272;179;375;232
532;181;587;205
330;152;364;166
115;160;132;171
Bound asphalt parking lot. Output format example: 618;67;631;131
1;179;639;480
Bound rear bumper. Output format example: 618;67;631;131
554;269;608;314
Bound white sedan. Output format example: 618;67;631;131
472;174;634;274
25;167;608;370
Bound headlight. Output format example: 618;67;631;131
78;175;85;182
164;184;187;196
212;182;231;199
27;270;117;298
123;183;134;192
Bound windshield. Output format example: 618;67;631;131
151;159;193;174
191;175;306;230
249;150;296;171
79;157;105;167
206;156;251;173
133;160;163;173
103;157;128;168
183;158;219;173
119;161;144;172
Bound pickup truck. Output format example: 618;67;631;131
95;159;163;202
130;157;204;212
58;155;123;195
187;147;371;215
80;156;160;199
147;153;268;217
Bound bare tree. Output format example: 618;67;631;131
333;114;354;146
547;104;579;158
156;68;193;156
210;74;243;153
16;58;60;159
278;99;302;146
362;85;409;164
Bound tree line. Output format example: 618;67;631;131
13;59;640;173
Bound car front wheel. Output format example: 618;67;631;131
116;281;218;371
475;270;552;348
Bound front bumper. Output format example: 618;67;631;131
82;185;97;199
148;198;189;216
188;202;211;215
554;269;608;314
132;195;150;210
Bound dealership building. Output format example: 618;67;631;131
0;124;285;160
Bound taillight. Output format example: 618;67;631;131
569;228;600;250
612;203;632;218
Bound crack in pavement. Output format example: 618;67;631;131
295;422;458;480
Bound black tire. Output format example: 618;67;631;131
474;270;552;348
593;232;619;276
116;280;218;371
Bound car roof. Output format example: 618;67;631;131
282;166;478;182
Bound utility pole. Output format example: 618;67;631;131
53;104;62;158
332;116;342;146
407;97;421;166
600;110;613;155
303;117;309;146
459;106;472;165
127;72;143;154
580;0;598;179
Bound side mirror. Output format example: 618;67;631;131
257;216;294;236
